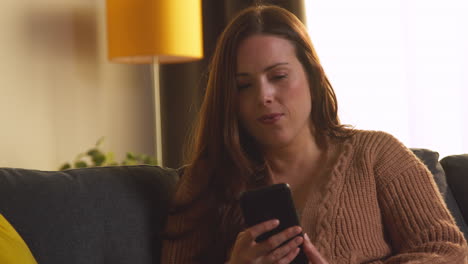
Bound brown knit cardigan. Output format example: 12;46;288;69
162;130;468;263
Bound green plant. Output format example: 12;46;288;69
59;137;157;170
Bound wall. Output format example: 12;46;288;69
0;0;154;170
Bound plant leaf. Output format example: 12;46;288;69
96;136;105;147
59;163;71;171
126;152;136;160
75;161;88;168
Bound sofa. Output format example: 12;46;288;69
0;149;467;264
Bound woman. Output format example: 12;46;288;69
162;5;467;263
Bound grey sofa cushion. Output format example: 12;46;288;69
440;155;468;231
0;165;178;264
412;149;449;197
412;149;468;240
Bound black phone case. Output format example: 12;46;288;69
239;183;308;264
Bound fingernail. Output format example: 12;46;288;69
273;219;280;225
304;233;310;241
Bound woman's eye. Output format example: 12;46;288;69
273;74;287;80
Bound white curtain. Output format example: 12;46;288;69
305;0;468;158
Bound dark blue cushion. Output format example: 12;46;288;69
0;165;178;264
440;154;468;238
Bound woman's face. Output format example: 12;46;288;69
236;34;313;149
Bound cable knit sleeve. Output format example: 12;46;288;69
161;216;203;264
373;132;468;263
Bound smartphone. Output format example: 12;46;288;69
239;183;308;264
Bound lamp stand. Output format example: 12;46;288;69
152;57;163;166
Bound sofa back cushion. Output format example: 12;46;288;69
440;154;468;235
0;165;178;264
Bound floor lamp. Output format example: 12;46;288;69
106;0;203;166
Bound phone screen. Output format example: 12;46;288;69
239;183;308;264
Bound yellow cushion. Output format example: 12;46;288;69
0;214;38;264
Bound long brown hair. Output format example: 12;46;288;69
165;5;353;263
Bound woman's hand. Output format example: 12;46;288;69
229;219;304;264
302;233;328;264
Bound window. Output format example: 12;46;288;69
306;0;468;157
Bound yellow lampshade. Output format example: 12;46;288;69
106;0;203;64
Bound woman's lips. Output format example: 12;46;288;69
257;113;284;124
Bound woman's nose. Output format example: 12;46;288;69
257;80;274;105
